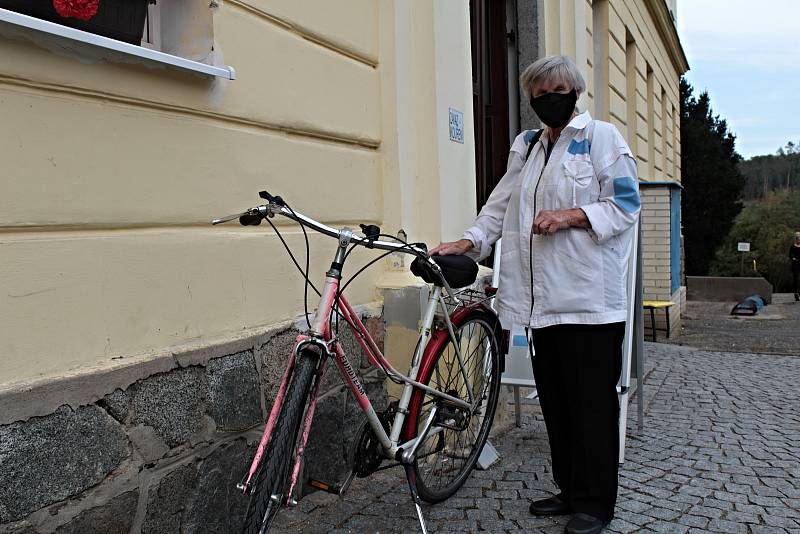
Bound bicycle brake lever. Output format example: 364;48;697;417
259;191;285;206
211;211;249;225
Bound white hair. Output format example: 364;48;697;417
519;55;587;97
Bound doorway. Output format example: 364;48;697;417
470;0;512;212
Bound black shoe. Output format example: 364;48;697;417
529;494;571;516
565;513;609;534
795;293;799;301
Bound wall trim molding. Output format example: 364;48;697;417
226;0;378;69
0;301;383;425
0;75;381;150
643;0;689;73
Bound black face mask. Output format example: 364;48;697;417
530;89;578;128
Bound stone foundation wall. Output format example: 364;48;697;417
0;314;386;534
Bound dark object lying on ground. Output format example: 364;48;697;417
731;294;767;316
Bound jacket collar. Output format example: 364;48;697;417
542;111;591;141
566;111;592;130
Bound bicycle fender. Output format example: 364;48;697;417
401;303;498;441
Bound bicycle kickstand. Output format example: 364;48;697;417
403;464;429;534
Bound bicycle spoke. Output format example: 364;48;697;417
413;317;500;495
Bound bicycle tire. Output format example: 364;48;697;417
407;309;501;503
242;350;320;534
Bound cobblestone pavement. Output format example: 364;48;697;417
272;342;800;533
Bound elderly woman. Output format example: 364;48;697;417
431;55;639;534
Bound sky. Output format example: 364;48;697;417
677;0;800;159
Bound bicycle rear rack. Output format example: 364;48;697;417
439;287;494;316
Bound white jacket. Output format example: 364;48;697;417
463;111;640;329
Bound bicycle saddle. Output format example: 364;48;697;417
410;254;479;288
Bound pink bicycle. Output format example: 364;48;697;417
212;191;503;534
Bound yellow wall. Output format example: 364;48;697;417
0;0;684;385
0;1;478;385
543;0;685;183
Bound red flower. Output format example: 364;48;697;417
53;0;100;21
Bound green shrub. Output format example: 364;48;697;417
709;190;800;291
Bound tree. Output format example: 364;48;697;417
709;190;800;291
680;78;746;275
739;140;800;200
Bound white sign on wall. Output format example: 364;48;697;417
738;242;751;252
448;108;464;144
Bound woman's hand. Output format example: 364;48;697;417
532;208;590;235
429;239;474;256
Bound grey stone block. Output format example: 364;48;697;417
54;490;139;534
705;518;750;534
258;317;385;409
127;425;170;463
335;320;364;369
361;316;386;366
311;359;340;397
1;525;39;534
675;514;710;529
99;389;130;423
254;323;388;494
0;405;129;523
304;389;349;485
184;439;253;534
321;325;377;394
303;378;388;490
141;463;198;534
360;379;388;413
207;351;262;431
131;367;208;448
257;329;297;404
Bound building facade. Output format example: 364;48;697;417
0;2;479;531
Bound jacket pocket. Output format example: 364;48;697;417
539;229;604;315
562;159;595;207
554;227;596;271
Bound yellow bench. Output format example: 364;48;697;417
643;300;674;341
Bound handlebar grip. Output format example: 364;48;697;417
239;213;263;226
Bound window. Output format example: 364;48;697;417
138;0;217;64
140;2;161;51
0;1;233;79
625;29;637;156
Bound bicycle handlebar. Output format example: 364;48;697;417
211;192;464;300
211;192;428;257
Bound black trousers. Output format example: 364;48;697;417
793;269;799;295
531;322;625;522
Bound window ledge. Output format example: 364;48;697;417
0;8;235;80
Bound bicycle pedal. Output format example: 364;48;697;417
306;478;346;496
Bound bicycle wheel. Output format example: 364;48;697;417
408;309;501;503
243;350;320;534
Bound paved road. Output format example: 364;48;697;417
273;342;800;533
664;294;800;356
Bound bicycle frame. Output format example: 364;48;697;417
240;226;490;503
